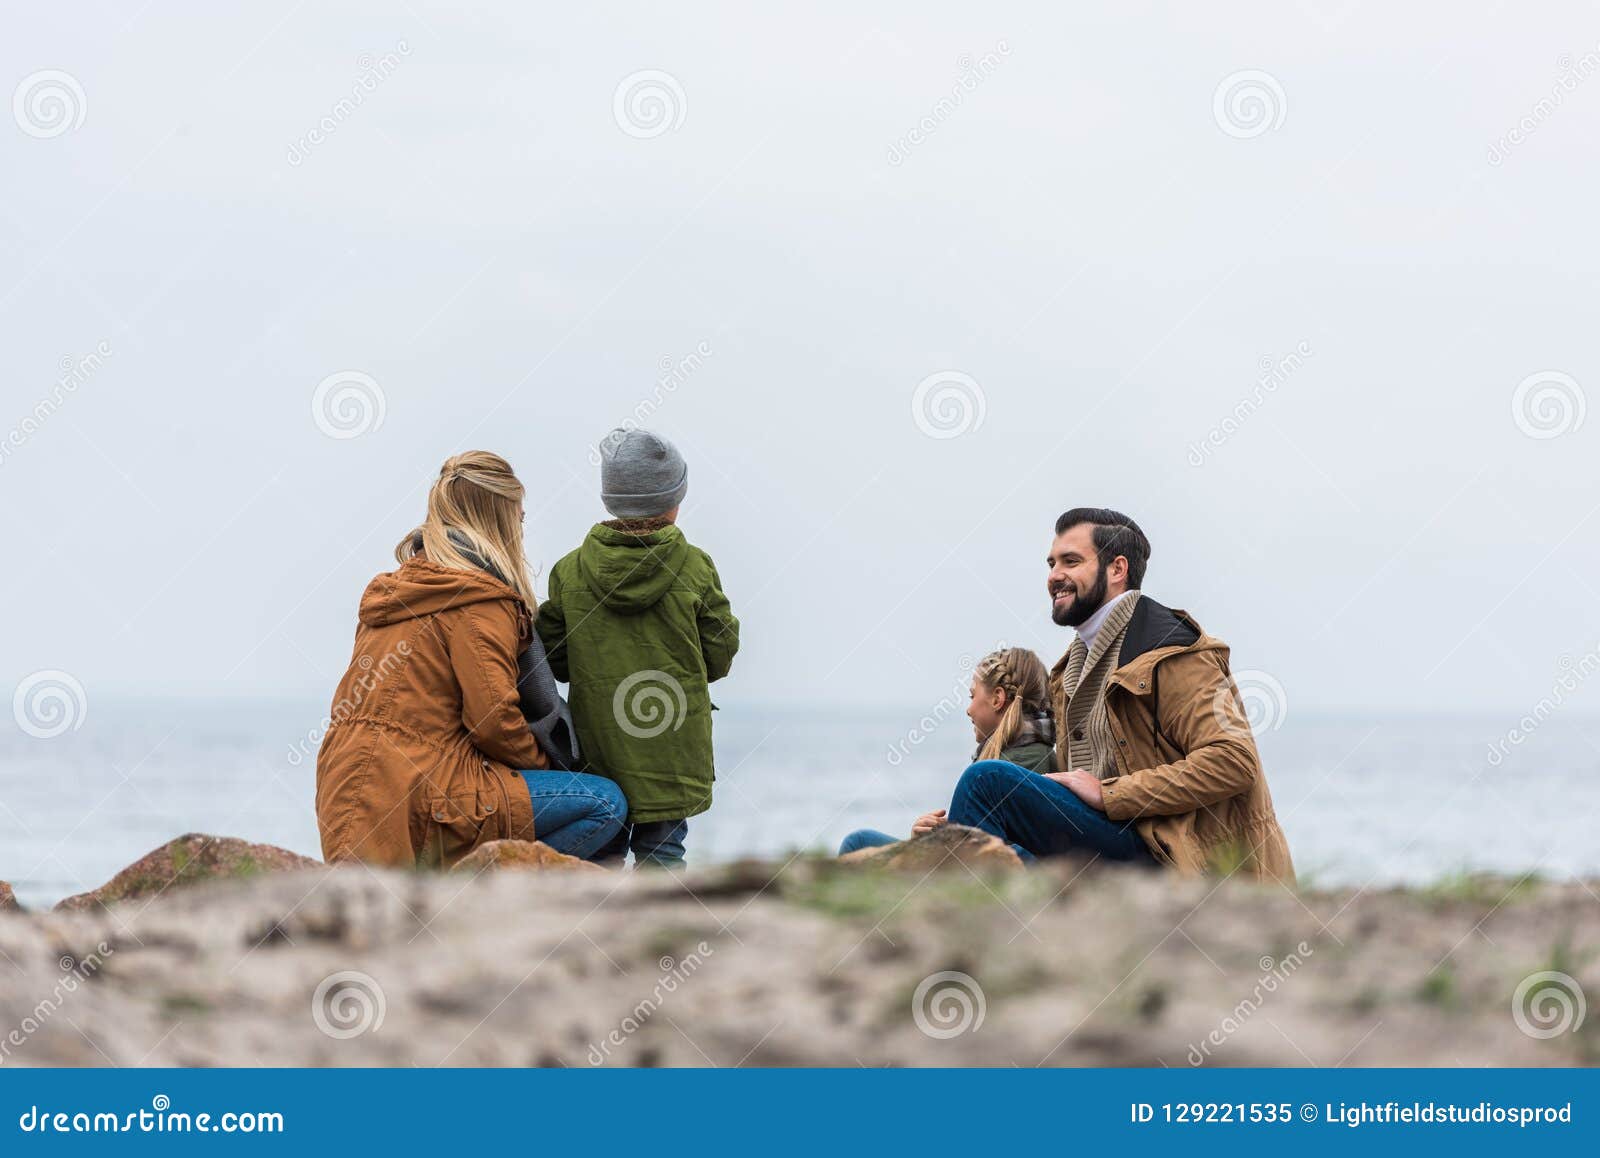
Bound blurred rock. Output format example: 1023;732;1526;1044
1;844;1590;1068
0;881;19;913
452;839;604;875
54;833;321;913
840;824;1024;872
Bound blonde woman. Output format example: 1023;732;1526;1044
316;452;625;867
838;647;1057;855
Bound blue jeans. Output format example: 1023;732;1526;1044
520;771;627;860
838;828;897;856
947;759;1154;863
597;818;689;869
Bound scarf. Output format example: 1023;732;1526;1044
972;707;1057;761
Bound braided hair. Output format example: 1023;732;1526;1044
972;647;1054;761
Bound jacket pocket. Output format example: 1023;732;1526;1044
422;784;500;869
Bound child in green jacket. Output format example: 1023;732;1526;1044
535;428;740;867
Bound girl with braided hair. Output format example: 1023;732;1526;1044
837;647;1057;856
970;647;1057;768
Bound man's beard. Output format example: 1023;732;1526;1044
1052;565;1108;627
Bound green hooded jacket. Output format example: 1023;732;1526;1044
535;522;740;823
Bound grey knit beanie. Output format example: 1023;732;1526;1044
598;428;689;518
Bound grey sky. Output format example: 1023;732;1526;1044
4;3;1598;718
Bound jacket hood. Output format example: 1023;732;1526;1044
1110;598;1230;693
1049;595;1228;692
358;556;523;627
576;522;689;615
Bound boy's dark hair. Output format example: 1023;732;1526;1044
1054;508;1151;589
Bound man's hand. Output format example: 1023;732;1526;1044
1046;768;1104;810
911;808;948;836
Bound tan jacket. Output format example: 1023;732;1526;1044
1050;598;1294;883
315;555;546;868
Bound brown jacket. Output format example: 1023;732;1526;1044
1050;598;1295;883
315;555;546;868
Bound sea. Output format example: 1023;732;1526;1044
3;699;1597;910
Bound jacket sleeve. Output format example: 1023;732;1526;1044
1100;650;1260;820
534;566;569;683
697;559;740;683
447;600;548;771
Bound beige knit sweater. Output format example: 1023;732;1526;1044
1053;591;1141;780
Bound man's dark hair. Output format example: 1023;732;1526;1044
1054;508;1151;589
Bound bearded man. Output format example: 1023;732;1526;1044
944;508;1294;881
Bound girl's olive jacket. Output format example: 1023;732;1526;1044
992;740;1056;773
